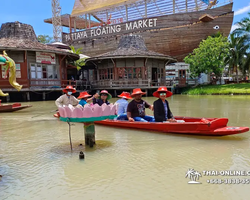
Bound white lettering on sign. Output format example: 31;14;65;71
64;18;157;42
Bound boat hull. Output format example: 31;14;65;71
94;116;249;136
0;103;32;112
65;3;234;61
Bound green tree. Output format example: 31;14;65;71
37;35;54;44
233;12;250;41
184;35;229;81
70;46;87;71
224;34;250;83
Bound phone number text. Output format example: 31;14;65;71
207;179;250;184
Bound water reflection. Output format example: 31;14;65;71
1;96;250;200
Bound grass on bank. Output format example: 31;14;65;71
182;83;250;95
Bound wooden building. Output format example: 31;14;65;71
84;35;176;90
0;22;79;101
44;0;233;62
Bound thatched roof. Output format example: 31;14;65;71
87;35;177;62
0;38;79;58
0;22;79;59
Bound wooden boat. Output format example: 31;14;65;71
94;117;249;136
0;103;32;112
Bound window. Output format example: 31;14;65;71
37;64;42;79
47;65;54;79
99;68;113;80
30;63;58;79
31;64;36;79
42;66;47;78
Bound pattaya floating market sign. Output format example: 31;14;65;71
63;18;157;42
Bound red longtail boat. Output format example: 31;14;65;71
94;117;249;136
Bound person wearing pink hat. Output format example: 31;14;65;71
77;91;95;107
127;88;154;122
153;86;176;122
92;90;112;106
55;85;79;108
115;91;132;120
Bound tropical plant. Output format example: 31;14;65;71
184;35;229;81
233;12;250;42
69;46;87;71
224;34;250;83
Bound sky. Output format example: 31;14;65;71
0;0;249;38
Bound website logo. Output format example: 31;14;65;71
185;169;202;184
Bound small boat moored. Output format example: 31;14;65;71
94;116;249;136
0;101;32;112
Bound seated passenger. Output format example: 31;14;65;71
115;91;132;120
77;91;95;107
153;86;176;122
55;85;79;108
93;90;112;106
127;88;155;122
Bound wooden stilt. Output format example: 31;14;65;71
26;92;30;101
6;95;10;102
83;122;95;147
43;92;46;100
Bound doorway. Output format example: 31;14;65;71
152;68;157;86
178;70;186;86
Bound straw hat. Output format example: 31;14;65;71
62;85;76;93
131;88;146;97
78;91;92;99
99;90;112;100
117;92;132;99
153;86;172;98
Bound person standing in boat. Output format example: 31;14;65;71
92;90;112;106
55;85;79;107
114;91;132;120
77;91;95;107
153;86;176;122
127;88;154;122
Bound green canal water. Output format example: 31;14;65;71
1;95;250;200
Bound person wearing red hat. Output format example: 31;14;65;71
114;91;132;120
77;91;95;107
93;90;112;106
153;86;176;122
55;85;79;108
127;88;154;122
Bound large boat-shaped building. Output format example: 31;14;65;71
45;0;234;61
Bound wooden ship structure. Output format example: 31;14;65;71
45;0;234;61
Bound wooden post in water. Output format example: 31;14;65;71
67;120;73;151
83;122;95;147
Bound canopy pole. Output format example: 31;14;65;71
85;14;87;29
173;0;175;14
125;5;128;22
186;0;188;12
106;11;109;23
195;0;198;11
74;18;76;32
144;0;147;18
88;14;91;28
